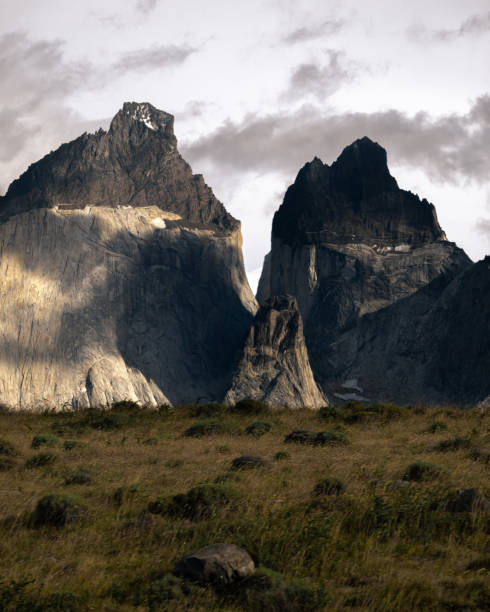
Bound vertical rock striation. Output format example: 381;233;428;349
224;295;326;408
0;102;257;409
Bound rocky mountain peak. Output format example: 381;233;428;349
109;101;176;142
330;136;398;200
0;101;238;231
272;138;445;247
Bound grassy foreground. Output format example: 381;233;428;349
0;400;488;611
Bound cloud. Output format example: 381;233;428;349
0;32;93;164
112;44;196;75
281;50;356;102
136;0;159;15
182;95;490;186
408;11;490;42
475;217;490;239
281;20;344;44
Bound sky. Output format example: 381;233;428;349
0;0;489;291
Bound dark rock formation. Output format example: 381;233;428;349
0;102;236;231
330;256;490;404
224;295;326;408
174;543;255;586
0;102;256;409
258;137;476;404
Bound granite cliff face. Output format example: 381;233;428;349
329;257;490;404
0;102;257;410
224;295;326;408
258;137;476;403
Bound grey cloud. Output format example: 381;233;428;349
475;218;490;240
408;11;490;42
182;95;490;186
282;20;344;44
0;32;92;161
112;44;196;75
282;50;355;102
136;0;159;15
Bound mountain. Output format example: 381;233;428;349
224;295;326;408
258;137;479;404
0;102;257;409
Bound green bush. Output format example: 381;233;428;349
193;403;228;418
434;436;472;452
113;485;139;507
31;434;58;449
25;452;57;469
232;399;269;415
239;567;329;611
64;468;93;485
245;421;271;437
342;402;408;424
88;413;124;430
184;420;235;438
152;483;238;520
315;430;348;446
428;421;448;433
402;461;442;482
312;478;346;496
63;440;83;450
0;438;17;456
274;451;290;461
318;406;341;420
29;494;89;527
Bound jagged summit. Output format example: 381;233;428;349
110;101;175;138
272;137;445;247
0;102;237;231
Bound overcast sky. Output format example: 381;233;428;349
0;0;489;290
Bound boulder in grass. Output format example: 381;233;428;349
445;488;490;513
231;456;270;470
174;543;254;587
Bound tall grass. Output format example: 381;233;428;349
0;402;488;610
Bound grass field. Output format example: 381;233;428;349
0;400;488;611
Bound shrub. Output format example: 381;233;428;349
25;452;57;469
315;430;348;446
342;402;408;424
434;436;472;452
165;484;238;520
274;451;290;461
64;468;93;485
110;400;141;412
31;434;58;449
403;461;442;482
63;440;83;450
0;438;17;456
312;478;346;496
240;567;329;611
40;591;85;611
318;406;341;420
428;421;448;433
88;413;124;430
232;455;270;470
184;420;235;438
232;399;269;415
0;458;15;472
30;494;89;527
245;421;271;437
142;437;159;446
113;485;139;507
193;403;228;418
